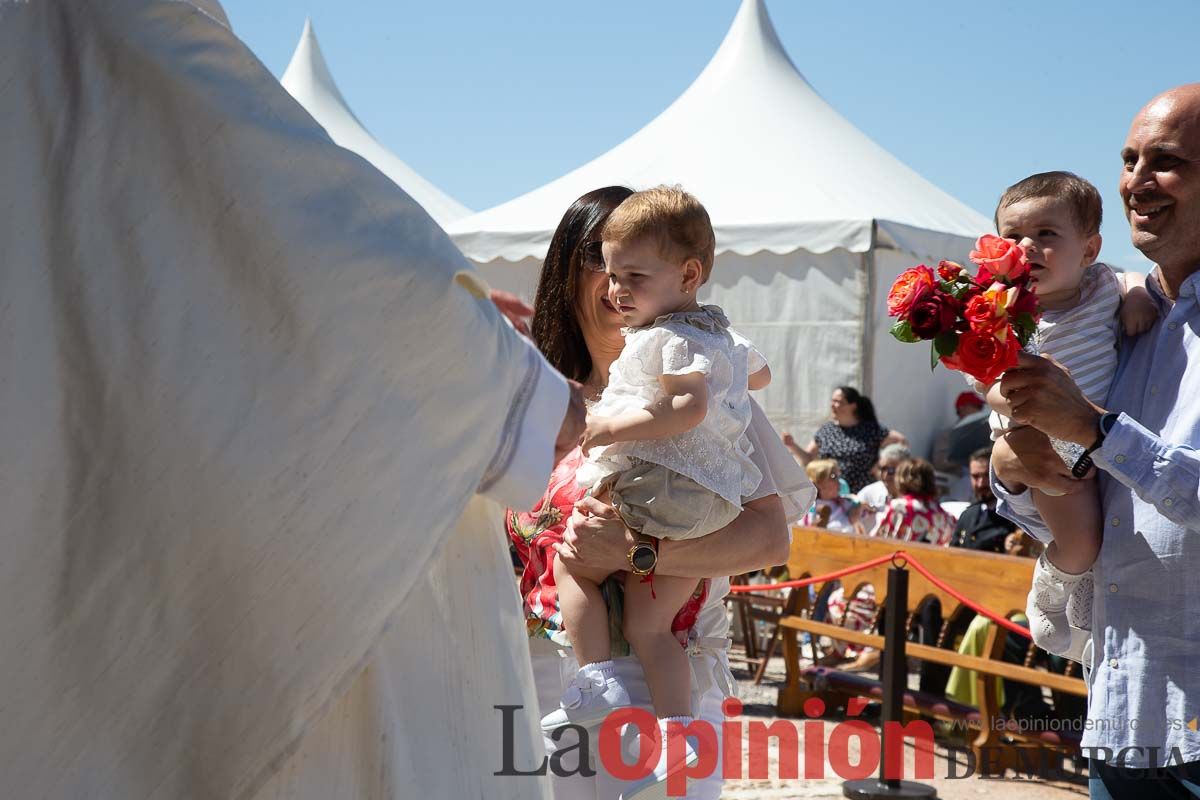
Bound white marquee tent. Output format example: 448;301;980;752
281;19;471;227
447;0;993;454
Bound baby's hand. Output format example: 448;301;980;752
1120;284;1159;336
985;380;1012;417
579;415;616;452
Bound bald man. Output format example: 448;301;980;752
990;85;1200;795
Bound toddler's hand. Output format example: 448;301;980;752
782;432;797;448
580;415;615;451
1120;284;1158;336
985;380;1012;418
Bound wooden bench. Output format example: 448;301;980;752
727;572;800;685
775;527;1088;774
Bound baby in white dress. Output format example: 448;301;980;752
542;186;768;794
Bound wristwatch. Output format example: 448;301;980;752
1099;411;1120;438
1072;412;1120;478
627;537;658;576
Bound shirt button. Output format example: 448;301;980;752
1110;658;1119;669
1169;322;1179;330
1110;517;1121;527
1150;385;1159;394
1115;454;1127;464
1109;583;1118;593
1165;498;1174;507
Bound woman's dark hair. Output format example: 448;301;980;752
836;385;878;425
531;186;633;381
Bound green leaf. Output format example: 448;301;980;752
1015;311;1037;331
930;344;940;371
934;331;959;357
890;319;919;344
949;283;973;301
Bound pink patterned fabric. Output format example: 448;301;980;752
874;495;956;546
506;446;706;649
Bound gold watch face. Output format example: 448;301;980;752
631;545;656;573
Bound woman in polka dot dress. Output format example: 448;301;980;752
784;386;907;494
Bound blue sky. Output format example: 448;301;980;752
223;0;1199;271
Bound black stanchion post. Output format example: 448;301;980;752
843;564;937;799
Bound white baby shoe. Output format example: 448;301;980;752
1061;571;1094;664
1027;552;1090;656
540;664;631;733
619;723;700;800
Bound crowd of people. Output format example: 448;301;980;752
779;387;1034;674
789;387;1016;549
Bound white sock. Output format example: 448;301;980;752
582;660;616;680
1041;554;1090;582
659;715;694;730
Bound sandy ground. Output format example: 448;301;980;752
719;653;1089;800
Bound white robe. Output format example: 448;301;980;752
0;1;559;798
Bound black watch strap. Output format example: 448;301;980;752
1072;412;1118;478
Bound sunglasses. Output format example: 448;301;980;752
881;467;897;476
580;240;606;273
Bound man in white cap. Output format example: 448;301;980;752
0;1;581;797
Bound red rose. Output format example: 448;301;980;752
908;292;959;339
1009;285;1040;319
963;292;1006;336
970;235;1030;282
887;265;937;318
940;328;1021;385
938;260;967;282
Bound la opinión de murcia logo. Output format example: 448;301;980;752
498;697;933;794
495;701;1198;794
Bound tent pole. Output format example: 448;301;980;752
859;223;877;397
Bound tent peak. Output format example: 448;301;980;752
280;18;471;225
281;19;359;125
702;0;810;89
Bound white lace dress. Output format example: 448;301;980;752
576;305;764;507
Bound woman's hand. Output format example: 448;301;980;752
781;433;818;466
554;496;636;574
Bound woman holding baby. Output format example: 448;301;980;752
506;185;811;799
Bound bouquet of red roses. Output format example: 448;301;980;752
886;235;1042;386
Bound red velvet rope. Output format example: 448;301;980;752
728;548;1032;640
725;552;898;593
901;552;1031;640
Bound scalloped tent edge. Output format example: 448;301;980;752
451;1;986;456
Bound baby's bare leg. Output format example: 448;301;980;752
621;571;697;719
554;555;615;667
1032;479;1102;573
1026;479;1101;654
